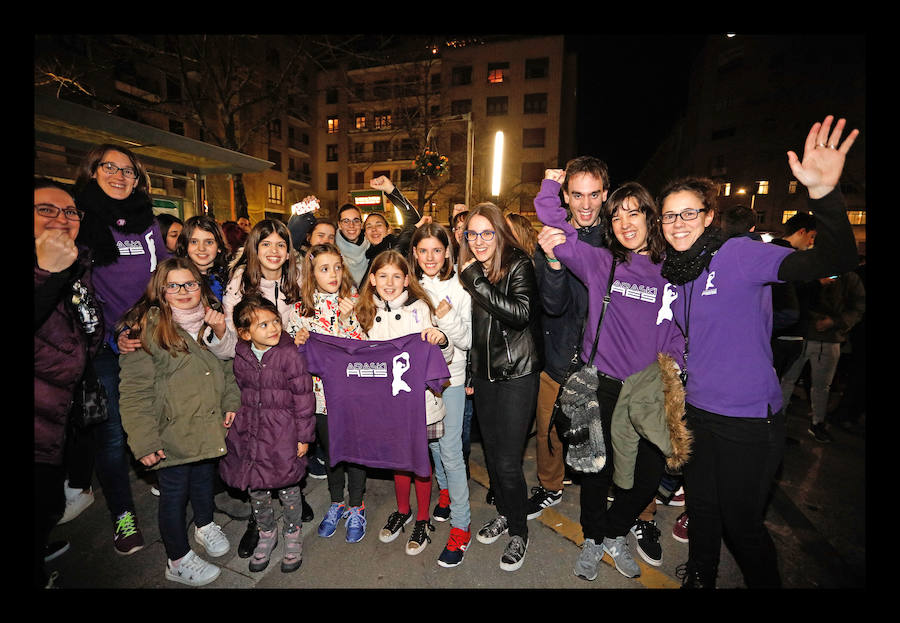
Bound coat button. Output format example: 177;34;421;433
395;314;401;320
205;371;210;375
375;315;382;322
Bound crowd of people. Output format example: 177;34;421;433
34;115;862;589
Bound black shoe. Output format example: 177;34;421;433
808;423;833;443
676;561;717;589
238;515;259;559
525;485;562;520
301;494;314;523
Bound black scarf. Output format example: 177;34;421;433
75;180;156;266
661;226;729;285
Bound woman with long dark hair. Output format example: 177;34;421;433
74;143;170;555
657;116;859;588
458;202;542;572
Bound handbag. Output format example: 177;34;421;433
549;260;616;447
70;362;109;429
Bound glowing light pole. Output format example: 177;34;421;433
491;130;504;198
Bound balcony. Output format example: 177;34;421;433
287;170;312;186
348;147;419;165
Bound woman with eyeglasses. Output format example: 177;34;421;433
457;202;543;572
73;143;171;556
334;203;369;287
34;178;104;587
361;176;423;282
657;116;859;588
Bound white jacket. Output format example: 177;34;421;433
419;272;471;387
211;265;303;359
364;290;452;425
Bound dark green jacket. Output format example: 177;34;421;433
119;307;241;469
611;353;691;490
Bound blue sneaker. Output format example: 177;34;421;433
317;502;348;538
346;505;367;543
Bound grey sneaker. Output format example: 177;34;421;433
476;515;509;544
574;537;604;581
602;535;641;578
499;535;528;571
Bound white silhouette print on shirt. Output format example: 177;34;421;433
656;283;678;326
391;352;412;396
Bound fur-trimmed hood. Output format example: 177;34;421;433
610;352;692;490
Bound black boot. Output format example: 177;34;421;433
238;515;259;559
301;493;314;523
676;561;717;589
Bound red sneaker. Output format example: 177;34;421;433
437;526;471;568
672;511;689;543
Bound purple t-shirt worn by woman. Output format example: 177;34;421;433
672;236;792;419
534;179;684;381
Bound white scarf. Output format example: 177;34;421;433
171;303;206;341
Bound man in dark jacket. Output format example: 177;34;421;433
527;156;609;520
771;212;817;378
34;178;104;587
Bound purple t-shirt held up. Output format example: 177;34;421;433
672;236;793;419
301;332;450;477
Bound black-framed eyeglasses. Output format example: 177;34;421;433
34;204;84;222
98;161;139;180
340;218;362;225
464;230;496;243
165;281;201;294
660;208;707;224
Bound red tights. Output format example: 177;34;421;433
393;471;432;521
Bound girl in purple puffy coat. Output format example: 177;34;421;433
220;295;316;574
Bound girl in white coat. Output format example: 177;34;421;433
409;223;473;567
355;250;453;557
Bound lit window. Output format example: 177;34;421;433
488;62;509;84
327;116;339;134
788;181;798;194
268;183;283;205
355;114;366;130
782;211;797;224
757;180;769;195
722;182;731;197
847;210;866;225
374;111;392;130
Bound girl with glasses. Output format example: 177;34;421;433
457;202;542;572
117;257;241;586
657;116;860;588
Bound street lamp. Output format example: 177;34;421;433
491;130;504;198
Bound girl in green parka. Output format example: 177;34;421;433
118;257;240;587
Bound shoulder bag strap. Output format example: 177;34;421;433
584;260;617;367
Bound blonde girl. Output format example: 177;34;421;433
289;243;369;544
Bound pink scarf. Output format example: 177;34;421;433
171;303;206;340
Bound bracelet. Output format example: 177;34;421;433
546;257;560;263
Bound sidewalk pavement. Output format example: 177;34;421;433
44;397;865;589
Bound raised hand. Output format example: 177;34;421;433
537;225;567;259
35;229;78;273
787;115;859;200
544;168;566;184
370;175;395;194
204;306;227;339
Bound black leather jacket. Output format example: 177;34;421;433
460;248;543;381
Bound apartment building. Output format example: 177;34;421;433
313;35;577;225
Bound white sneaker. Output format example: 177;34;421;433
193;521;230;557
57;482;93;525
165;550;221;586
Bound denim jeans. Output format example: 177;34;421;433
156;460;216;561
428;384;471;530
472;372;540;540
682;404;784;588
780;339;841;426
92;345;136;521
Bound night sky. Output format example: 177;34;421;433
569;35;709;187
